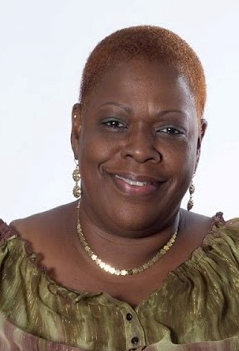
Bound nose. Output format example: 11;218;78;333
120;125;161;164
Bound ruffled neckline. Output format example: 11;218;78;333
0;212;229;305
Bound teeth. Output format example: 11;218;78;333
115;175;149;187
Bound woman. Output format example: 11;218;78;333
0;25;239;351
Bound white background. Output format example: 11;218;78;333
0;0;238;223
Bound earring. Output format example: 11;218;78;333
187;181;195;211
72;163;81;198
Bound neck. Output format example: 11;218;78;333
76;202;181;271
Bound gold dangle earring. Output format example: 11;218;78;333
187;181;195;211
72;161;81;198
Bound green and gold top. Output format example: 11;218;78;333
0;214;239;351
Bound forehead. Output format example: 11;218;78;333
85;60;196;116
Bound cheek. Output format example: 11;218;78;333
162;139;198;184
166;139;196;161
78;131;118;178
163;146;197;204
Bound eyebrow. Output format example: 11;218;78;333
99;102;189;119
99;102;131;113
157;109;189;119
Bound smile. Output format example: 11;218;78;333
115;175;151;187
112;173;160;196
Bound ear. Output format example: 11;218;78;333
195;118;208;170
71;103;82;160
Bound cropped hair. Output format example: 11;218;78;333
79;25;206;119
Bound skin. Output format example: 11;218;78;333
11;59;211;307
72;59;207;238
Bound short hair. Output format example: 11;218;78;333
79;25;206;120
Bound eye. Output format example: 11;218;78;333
102;118;127;129
157;126;183;135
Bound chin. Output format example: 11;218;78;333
110;208;164;237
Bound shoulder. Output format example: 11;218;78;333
179;209;238;232
181;209;239;239
9;201;77;247
0;219;15;243
212;216;239;242
223;217;239;228
177;210;237;256
180;209;213;234
191;213;239;262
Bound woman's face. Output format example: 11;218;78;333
72;60;206;237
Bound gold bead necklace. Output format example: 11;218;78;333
76;204;179;276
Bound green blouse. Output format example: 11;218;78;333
0;214;239;351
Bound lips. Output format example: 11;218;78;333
115;175;151;187
112;173;163;196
